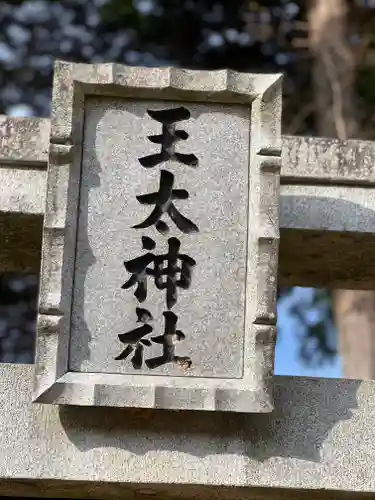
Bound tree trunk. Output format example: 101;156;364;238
308;0;375;379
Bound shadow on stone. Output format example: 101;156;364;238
59;376;360;462
279;193;375;289
65;97;101;370
242;376;360;461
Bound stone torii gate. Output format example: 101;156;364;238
2;119;375;288
1;63;375;497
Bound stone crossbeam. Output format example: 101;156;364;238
1;117;375;496
0;363;372;497
1;116;375;289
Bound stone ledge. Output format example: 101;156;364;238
0;212;43;274
0;363;371;494
2;115;375;184
0;164;46;214
0;116;49;165
2;182;375;290
0;479;369;500
282;135;375;186
2;117;375;288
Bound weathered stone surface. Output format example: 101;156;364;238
3;70;375;497
282;135;375;185
3;120;375;290
279;228;375;289
0;480;366;500
0;163;46;215
0;363;373;495
33;62;282;412
0;213;42;274
70;98;251;379
3;117;375;185
0;115;49;164
3;116;375;185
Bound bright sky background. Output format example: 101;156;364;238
275;288;342;378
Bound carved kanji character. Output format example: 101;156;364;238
133;170;198;234
122;236;196;309
139;107;198;168
146;311;192;370
115;307;153;369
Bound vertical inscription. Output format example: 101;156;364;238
117;106;198;370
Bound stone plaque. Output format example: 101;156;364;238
34;61;282;413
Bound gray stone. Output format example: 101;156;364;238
0;163;46;215
282;134;375;186
3;117;375;186
3;117;375;290
71;98;250;379
0;364;373;496
0;115;49;165
33;62;282;412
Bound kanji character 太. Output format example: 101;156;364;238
133;169;198;235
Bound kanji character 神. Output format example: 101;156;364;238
122;236;196;309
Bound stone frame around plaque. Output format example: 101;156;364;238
33;60;282;412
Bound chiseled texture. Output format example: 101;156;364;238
282;135;375;185
0;164;46;215
33;62;282;412
71;98;249;378
3;117;375;292
0;115;49;164
2;114;375;183
0;115;48;216
0;363;373;494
